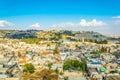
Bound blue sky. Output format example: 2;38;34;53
0;0;120;35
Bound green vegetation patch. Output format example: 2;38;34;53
63;59;87;72
21;38;41;44
23;63;35;73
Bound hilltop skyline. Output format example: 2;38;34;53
0;0;120;35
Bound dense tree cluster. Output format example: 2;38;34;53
53;46;59;54
83;39;108;44
95;40;108;44
99;46;108;53
23;63;35;73
47;62;53;70
110;70;118;73
63;59;87;72
90;51;99;54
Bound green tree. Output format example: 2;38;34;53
95;40;108;44
63;59;87;72
55;67;59;74
47;43;51;49
64;76;68;80
47;62;53;70
75;45;79;48
80;58;87;73
53;46;59;54
90;51;99;54
24;63;35;73
99;46;107;53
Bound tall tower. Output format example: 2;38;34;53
82;37;84;42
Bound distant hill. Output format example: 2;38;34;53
75;31;107;40
0;30;18;38
5;30;37;39
1;30;109;41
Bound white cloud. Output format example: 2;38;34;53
0;20;13;27
112;16;120;19
29;23;41;28
79;19;106;27
52;19;106;29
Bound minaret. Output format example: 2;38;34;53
82;37;84;43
